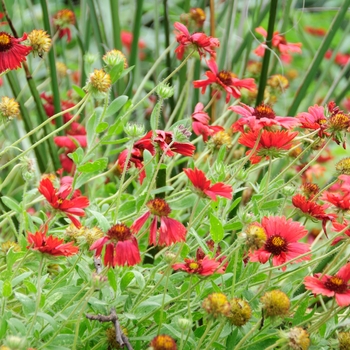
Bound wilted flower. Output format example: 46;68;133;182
172;255;225;276
53;9;75;42
287;327;310;350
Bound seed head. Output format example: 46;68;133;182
260;290;290;317
288;327;310;350
0;96;20;123
202;292;230;318
27;29;51;57
339;331;350;350
336;157;350;175
226;298;252;326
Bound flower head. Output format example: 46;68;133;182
27;29;51;57
230;102;299;132
249;216;310;271
184;167;232;201
103;49;128;70
38;178;89;228
53;9;75;42
297;104;328;137
131;198;186;246
238;129;298;164
287;327;310;350
255;26;302;63
336;157;350;175
172;255;225;276
174;22;219;60
226;298;252;326
243;222;267;251
154;130;195;157
90;223;141;268
193;59;256;103
150;334;177;350
0;32;31;73
202;293;230;318
339;332;350;350
191;103;224;141
27;226;78;257
85;69;111;96
304;263;350;307
0;96;20;123
261;290;290;317
292;194;337;235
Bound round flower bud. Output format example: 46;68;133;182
288;327;310;350
0;96;20;123
164;251;177;264
261;290;290;318
336;157;350;175
226;298;252;326
202;292;230;318
156;82;174;100
124;122;145;138
176;317;192;331
27;29;51;57
103;49;128;70
84;52;97;65
339;331;350;350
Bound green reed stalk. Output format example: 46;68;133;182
288;0;350;115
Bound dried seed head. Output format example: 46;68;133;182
226;298;252;326
260;290;290;317
202;292;230;318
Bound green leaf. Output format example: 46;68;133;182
119;65;135;79
223;221;243;231
169;194;197;210
133;271;145;289
108;269;117;292
86;112;98;147
106;95;128;117
7;318;27;335
150;186;174;195
228;197;242;212
71;84;86;98
95;122;109;133
150;100;162;131
88;210;110;232
109;62;126;83
260;199;284;210
77;157;108;173
1;196;21;213
101;136;129;145
68;147;84;165
121;271;134;291
143;149;154;179
2;280;12;298
210;213;224;243
37;312;58;331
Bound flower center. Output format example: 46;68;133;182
218;70;234;85
107;223;132;242
324;276;348;293
264;235;287;255
188;261;200;271
147;198;171;217
253;103;276;120
329;113;350;130
164;134;173;145
0;32;12;52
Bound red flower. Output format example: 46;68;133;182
54;135;87;152
38;178;89;228
191;103;224;141
193;59;256;103
304;263;350;307
230;102;299;132
174;21;219;60
255;27;302;63
172;255;225;276
304;26;326;37
90;223;141;267
331;220;350;245
154;130;195;157
296;104;328;137
27;225;78;257
249;216;310;271
322;191;350;212
0;32;31;73
184;167;232;201
238;129;298;164
53;9;75;43
325;50;350;66
292;194;337;235
131;198;186;246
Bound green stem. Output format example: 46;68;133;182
27;255;44;337
235;318;262;349
86;0;104;60
157;269;171;335
203;319;226;350
288;0;350;115
256;0;278;106
195;319;213;350
110;0;122;49
39;0;62;133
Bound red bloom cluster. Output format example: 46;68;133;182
255;26;302;64
184;167;232;201
191;103;224;141
238;129;298;164
292;194;337;235
249;216;310;271
304;26;326;37
121;30;146;60
0;32;31;73
193;59;256;103
27;225;78;257
90;223;141;267
131;198;186;246
304;263;350;307
230;103;299;132
38;178;89;228
174;22;219;60
325;50;350;66
53;9;75;43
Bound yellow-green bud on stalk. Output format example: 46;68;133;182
84;69;111;99
0;96;20;124
124;122;145;138
176;317;192;330
84;52;97;65
156;82;174;100
103;49;128;71
281;185;295;197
